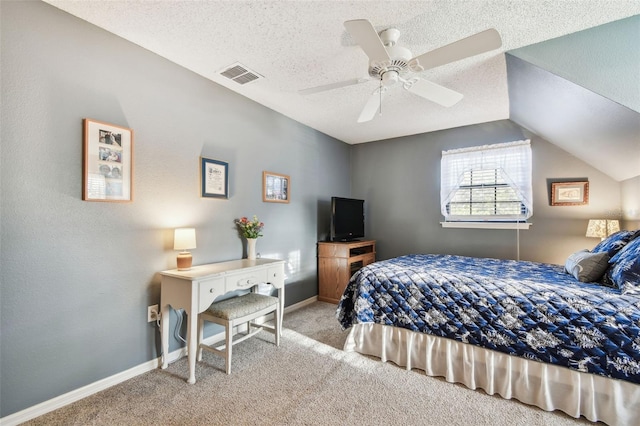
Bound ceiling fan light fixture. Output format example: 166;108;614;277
381;71;399;86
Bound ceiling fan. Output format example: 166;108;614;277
300;19;502;123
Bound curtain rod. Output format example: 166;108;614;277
442;139;530;156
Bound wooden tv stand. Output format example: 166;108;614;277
317;240;376;304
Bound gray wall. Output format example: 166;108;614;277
351;120;623;265
622;176;640;229
0;1;349;417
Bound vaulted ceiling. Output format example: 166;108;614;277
507;15;640;182
43;1;639;179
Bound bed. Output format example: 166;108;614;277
337;230;640;426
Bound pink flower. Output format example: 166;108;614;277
235;215;264;239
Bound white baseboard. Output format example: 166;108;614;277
0;296;319;426
0;357;160;426
0;333;224;426
284;295;318;313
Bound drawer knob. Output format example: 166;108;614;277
210;289;214;293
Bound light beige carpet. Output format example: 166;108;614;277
25;302;596;425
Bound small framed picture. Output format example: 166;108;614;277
551;181;589;206
263;171;290;203
201;157;229;199
83;118;133;202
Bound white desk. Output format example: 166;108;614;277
160;258;285;383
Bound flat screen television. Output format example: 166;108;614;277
330;197;365;241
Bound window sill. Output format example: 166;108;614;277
440;222;532;230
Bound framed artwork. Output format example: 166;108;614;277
83;118;133;202
551;181;589;206
263;171;290;203
201;157;229;199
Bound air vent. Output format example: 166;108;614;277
219;62;263;85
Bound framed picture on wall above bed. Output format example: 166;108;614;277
263;171;289;203
200;157;229;199
83;118;134;202
551;181;589;206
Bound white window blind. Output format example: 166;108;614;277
440;140;532;222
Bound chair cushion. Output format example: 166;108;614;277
206;293;278;320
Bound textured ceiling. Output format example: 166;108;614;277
43;1;640;144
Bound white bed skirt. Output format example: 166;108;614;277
344;323;640;426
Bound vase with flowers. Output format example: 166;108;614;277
235;215;264;260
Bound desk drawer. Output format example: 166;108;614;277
226;269;268;292
198;277;225;312
267;265;284;287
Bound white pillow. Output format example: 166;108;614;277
564;249;610;282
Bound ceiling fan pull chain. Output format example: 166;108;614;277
379;79;382;116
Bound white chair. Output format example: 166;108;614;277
197;292;280;374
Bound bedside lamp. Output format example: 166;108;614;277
586;219;620;241
174;228;196;270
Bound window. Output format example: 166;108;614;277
447;169;526;217
441;140;532;223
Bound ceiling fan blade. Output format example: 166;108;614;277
344;19;391;64
410;28;502;72
299;77;370;95
406;79;463;107
357;87;387;123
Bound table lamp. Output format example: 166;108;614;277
585;219;620;241
174;228;196;270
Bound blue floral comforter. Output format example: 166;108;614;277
337;254;640;384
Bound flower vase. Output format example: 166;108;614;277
247;238;257;260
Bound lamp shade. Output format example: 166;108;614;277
174;228;196;251
586;220;620;239
606;220;620;236
586;220;606;239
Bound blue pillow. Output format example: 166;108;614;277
605;237;640;295
592;229;640;258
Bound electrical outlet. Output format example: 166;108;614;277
148;304;159;322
